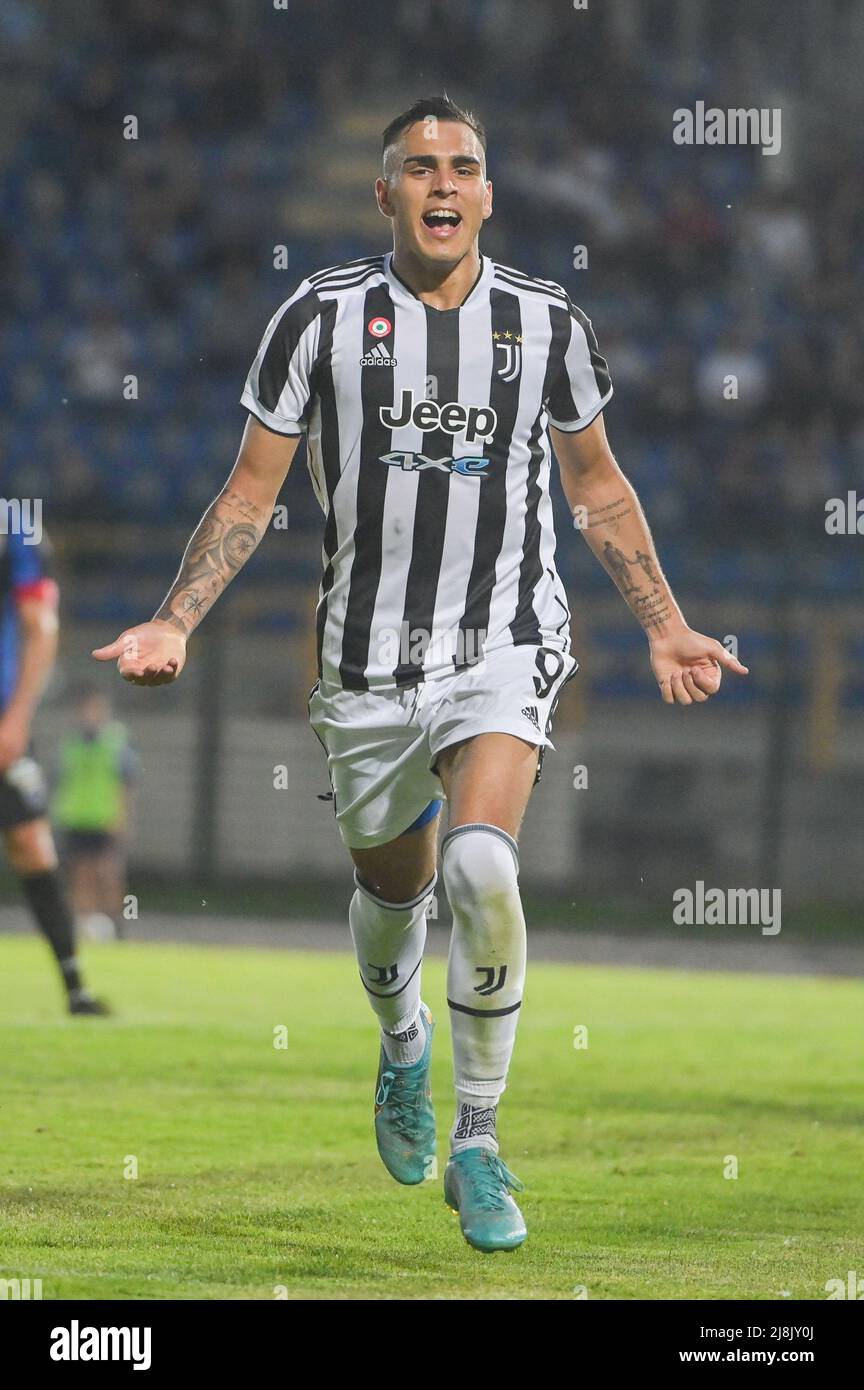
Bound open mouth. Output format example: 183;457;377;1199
421;209;462;238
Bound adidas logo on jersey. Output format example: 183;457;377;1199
360;342;398;367
521;704;541;732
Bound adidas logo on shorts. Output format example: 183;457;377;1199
521;703;540;732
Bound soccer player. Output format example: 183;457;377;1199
0;526;109;1015
93;97;747;1251
54;685;138;941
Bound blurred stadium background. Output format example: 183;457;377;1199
2;0;862;928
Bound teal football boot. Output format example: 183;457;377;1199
374;1003;437;1185
443;1146;527;1252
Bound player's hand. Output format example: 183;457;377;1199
0;707;30;771
92;621;188;686
649;627;748;705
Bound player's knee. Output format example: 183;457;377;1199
352;866;437;912
441;823;520;912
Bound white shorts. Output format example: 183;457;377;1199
307;643;578;850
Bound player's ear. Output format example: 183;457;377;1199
375;177;395;219
482;178;493;220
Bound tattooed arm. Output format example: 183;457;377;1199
92;417;301;685
553;416;683;640
152;487;267;638
551;415;748;705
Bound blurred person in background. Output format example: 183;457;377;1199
54;684;137;942
0;524;110;1014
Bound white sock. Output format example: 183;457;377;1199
348;869;436;1044
442;824;526;1148
450;1101;499;1155
382;1007;428;1067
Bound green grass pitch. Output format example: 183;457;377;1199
0;934;861;1300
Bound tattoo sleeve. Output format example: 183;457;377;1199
576;490;682;638
152;488;268;636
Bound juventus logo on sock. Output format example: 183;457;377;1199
367;962;398;985
474;964;507;996
454;1103;498;1141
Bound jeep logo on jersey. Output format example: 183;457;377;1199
380;390;497;445
379;450;490;476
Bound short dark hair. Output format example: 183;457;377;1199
382;95;487;168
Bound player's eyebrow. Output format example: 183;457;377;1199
401;154;482;170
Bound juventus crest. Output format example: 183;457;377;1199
495;340;522;382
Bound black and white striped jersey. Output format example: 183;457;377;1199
241;251;612;692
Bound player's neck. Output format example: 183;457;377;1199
390;245;483;310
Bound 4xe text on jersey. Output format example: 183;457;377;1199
379;451;489;475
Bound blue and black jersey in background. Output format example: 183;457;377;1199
0;529;58;716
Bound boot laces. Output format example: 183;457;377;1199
465;1152;524;1210
375;1067;427;1141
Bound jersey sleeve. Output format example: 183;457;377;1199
9;529;60;608
545;297;613;433
240;282;324;436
